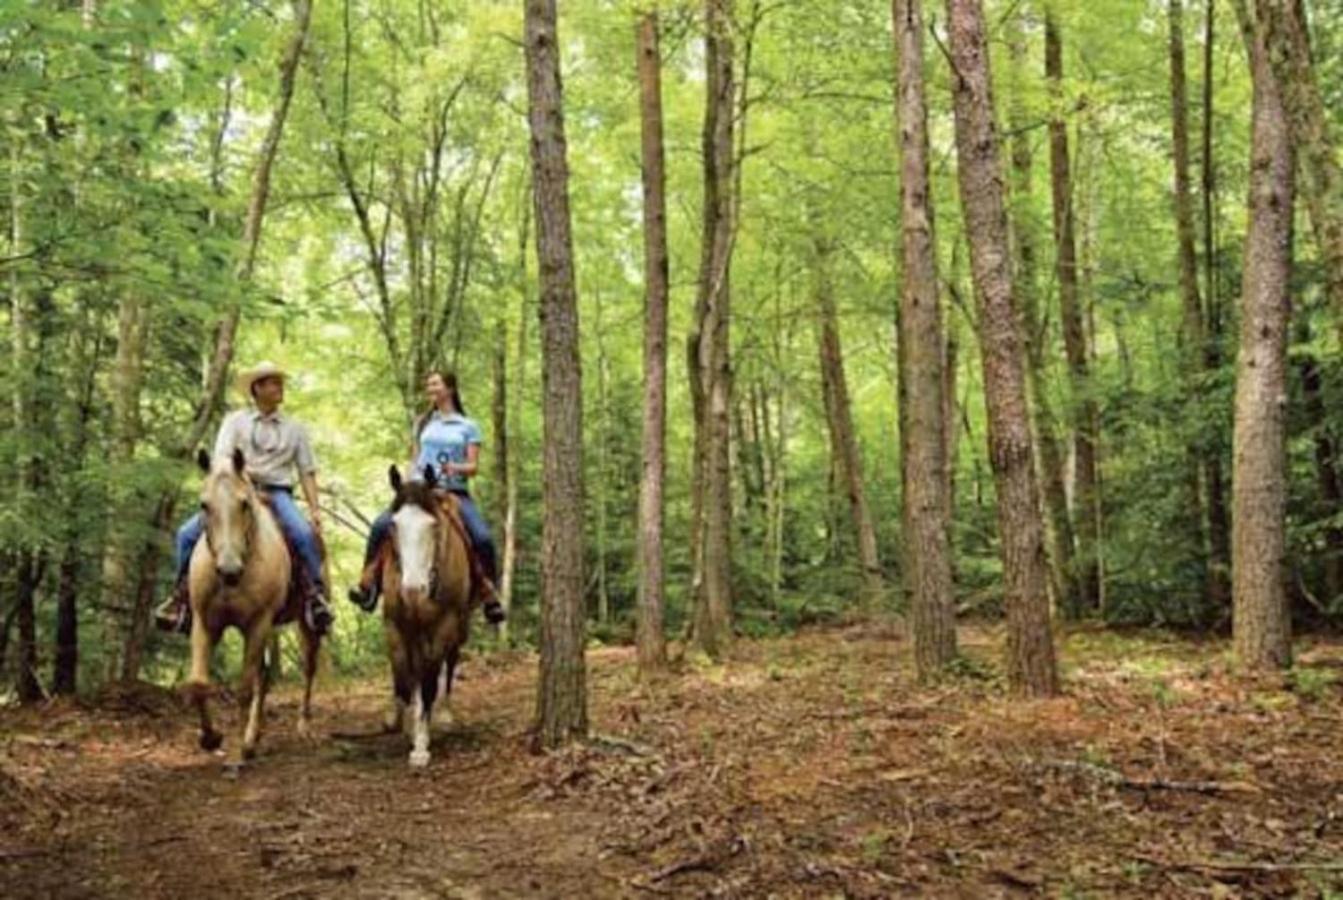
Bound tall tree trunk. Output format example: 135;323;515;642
594;290;611;625
1044;10;1101;617
1169;0;1210;570
1203;0;1233;613
525;0;588;748
1006;13;1077;614
635;8;669;672
945;0;1059;696
117;0;312;681
814;231;884;611
690;0;736;659
499;179;531;640
1257;0;1343;335
893;0;955;675
1231;0;1294;671
1296;331;1343;604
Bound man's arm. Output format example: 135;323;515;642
295;425;322;533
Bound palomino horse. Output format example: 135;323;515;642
381;464;473;767
183;448;323;766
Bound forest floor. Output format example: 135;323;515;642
3;623;1343;899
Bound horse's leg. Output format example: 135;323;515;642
409;662;440;769
439;644;461;727
383;627;409;734
433;659;455;728
237;616;273;763
296;623;319;740
186;612;223;752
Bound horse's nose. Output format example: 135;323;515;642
402;584;427;603
218;567;243;587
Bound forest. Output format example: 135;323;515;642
4;0;1343;896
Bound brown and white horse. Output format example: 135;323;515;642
381;464;472;767
183;448;323;766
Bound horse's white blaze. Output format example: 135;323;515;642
393;504;437;596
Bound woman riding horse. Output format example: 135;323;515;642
348;370;504;626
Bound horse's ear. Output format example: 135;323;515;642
423;464;437;488
232;447;246;476
196;449;211;474
388;464;402;492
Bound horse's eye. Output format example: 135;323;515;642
200;502;209;512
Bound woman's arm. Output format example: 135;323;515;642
444;443;480;479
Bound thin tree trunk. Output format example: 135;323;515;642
635;8;669;672
525;0;588;748
1169;0;1210;571
945;0;1059;696
814;231;884;611
118;0;313;682
691;0;736;659
1044;10;1101;617
499;179;531;640
1204;0;1233;613
1296;332;1343;603
1231;0;1294;671
594;289;610;625
894;0;955;674
1006;14;1077;615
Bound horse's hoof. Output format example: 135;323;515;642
222;760;246;779
200;729;224;752
241;744;257;762
408;750;431;768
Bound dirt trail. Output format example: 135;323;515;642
4;626;1343;898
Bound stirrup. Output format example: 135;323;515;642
305;591;334;636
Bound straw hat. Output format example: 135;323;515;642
235;361;287;398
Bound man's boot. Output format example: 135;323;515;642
153;579;192;635
305;587;335;636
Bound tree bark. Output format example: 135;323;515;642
1044;10;1101;617
945;0;1059;696
814;231;884;611
525;0;588;748
893;0;955;675
1006;14;1077;615
1231;0;1294;671
635;8;669;672
690;0;736;659
1257;0;1343;335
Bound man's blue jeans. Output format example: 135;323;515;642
175;487;324;590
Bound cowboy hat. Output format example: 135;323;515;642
235;361;287;398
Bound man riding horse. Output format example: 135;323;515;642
156;361;335;637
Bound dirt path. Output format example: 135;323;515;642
4;626;1343;898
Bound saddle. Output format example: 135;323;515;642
369;494;491;608
256;493;326;627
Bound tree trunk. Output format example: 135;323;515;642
1296;334;1343;604
893;0;955;675
525;0;588;749
1204;0;1233;613
1006;13;1077;615
1044;10;1101;617
690;0;736;659
594;290;611;625
1231;0;1294;671
814;231;884;611
1257;0;1343;336
1168;0;1210;571
499;179;531;640
635;8;669;672
945;0;1059;697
